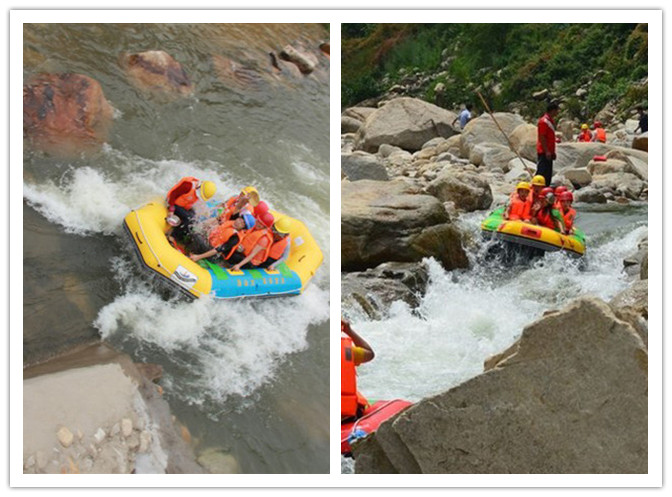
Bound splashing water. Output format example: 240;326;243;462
346;205;647;404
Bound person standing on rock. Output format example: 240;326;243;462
536;102;560;188
452;103;473;130
341;318;374;420
634;106;648;134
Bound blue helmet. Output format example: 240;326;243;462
241;212;256;230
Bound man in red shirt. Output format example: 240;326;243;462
536;102;560;188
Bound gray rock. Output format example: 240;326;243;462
342;262;430;319
610;280;648;320
426;170;493;212
532;88;550;100
354;297;647;474
341;179;468;272
57;427;74;448
342;116;363;134
505;158;535;183
356;97;458;153
573;186;607;204
121;418;133;438
470;143;517;172
592;172;645;200
341;152;390;182
562;167;593;188
197;448;241;474
509;123;538;161
587;158;628;176
459;113;526;159
378;144;404;158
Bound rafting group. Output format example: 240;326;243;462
505;174;577;235
165;177;292;271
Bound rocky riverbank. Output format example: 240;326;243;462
23;344;205;474
341;96;649;472
341;96;648;319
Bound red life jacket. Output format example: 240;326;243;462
341;334;369;419
563;207;577;231
267;236;289;260
594;128;607;143
167;177;200;210
507;193;531;221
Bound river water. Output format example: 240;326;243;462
23;23;330;473
341;202;647;473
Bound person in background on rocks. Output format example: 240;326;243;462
452;103;473;130
558;191;576;234
536;102;560;188
592;121;607;143
341;318;374;421
504;182;532;221
634;106;648;134
577;123;592;142
166;176;217;242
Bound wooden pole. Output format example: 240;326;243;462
476;91;535;176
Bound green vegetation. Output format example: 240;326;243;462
342;23;648;120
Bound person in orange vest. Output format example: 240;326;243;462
166;177;217;241
504;182;532;221
536;102;560;188
558;191;576;234
534;191;565;232
577;123;592;142
341;318;374;421
257;217;292;270
527;175;547;218
592;121;607;143
188;212;256;263
229;213;276;271
218;186;260;222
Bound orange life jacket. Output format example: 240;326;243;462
577;130;592;142
536;208;556;230
221;195;251;222
563;207;576;231
237;228;273;266
167;176;200;210
594;128;606;143
507;193;531;221
208;220;237;248
341;335;369;418
267;236;289;261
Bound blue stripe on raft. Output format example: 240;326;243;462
206;266;302;298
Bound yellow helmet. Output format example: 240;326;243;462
273;217;292;234
581;123;589;130
531;175;546;186
516;181;531;191
240;186;260;206
199;181;216;200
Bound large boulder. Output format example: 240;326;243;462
426;170;493;212
341;262;430;319
353;297;647;474
120;50;193;98
469;143;517;172
573;186;607;204
509;123;538;161
23;73;114;157
591;172;646;200
355;97;458;153
341;152;389;181
341;107;377;134
610;280;648;320
561;167;593;189
341;179;468;271
587;158;629;176
459;113;526;159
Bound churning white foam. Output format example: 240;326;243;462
350;212;647;404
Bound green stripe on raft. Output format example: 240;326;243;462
203;259;229;280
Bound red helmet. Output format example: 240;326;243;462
554;186;568;195
260;211;275;228
593;121;602;128
540;187;554;197
560;191;574;202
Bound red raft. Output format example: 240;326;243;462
341;399;413;456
